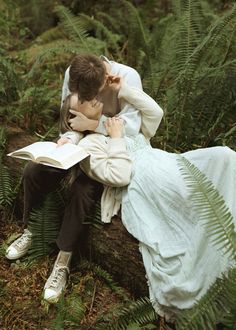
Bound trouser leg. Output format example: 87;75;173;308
23;161;67;225
56;169;103;252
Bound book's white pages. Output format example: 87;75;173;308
7;141;89;170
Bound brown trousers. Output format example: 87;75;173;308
23;162;103;251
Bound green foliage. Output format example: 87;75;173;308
0;54;21;107
175;155;236;329
0;164;15;208
170;266;236;330
83;200;103;228
178;155;236;258
51;294;85;330
1;1;236;328
0;127;16;209
27;191;63;260
0;127;7;158
79;260;129;300
16;85;58;132
0;0;29;50
104;296;158;330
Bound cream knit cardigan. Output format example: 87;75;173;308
79;83;164;223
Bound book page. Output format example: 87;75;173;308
8;141;57;160
36;143;89;169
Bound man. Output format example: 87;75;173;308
5;53;142;303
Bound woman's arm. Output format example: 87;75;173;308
79;133;132;187
79;119;131;187
118;82;164;139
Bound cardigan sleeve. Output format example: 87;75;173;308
118;83;164;139
79;135;132;187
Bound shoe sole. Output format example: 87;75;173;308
5;251;28;260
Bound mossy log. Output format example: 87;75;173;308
87;216;148;297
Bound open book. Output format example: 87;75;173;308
7;141;89;170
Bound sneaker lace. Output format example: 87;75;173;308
14;231;32;249
49;267;68;289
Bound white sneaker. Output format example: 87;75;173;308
43;265;69;303
5;229;32;260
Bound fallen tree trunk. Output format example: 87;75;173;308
87;216;148;297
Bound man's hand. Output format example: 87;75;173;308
106;75;123;92
68;110;99;132
75;100;103;120
57;137;72;146
104;117;124;138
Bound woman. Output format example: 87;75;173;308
62;78;236;320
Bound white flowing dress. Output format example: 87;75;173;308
79;83;236;320
121;134;236;319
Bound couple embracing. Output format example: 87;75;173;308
6;53;236;320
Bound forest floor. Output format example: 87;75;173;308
0;219;135;330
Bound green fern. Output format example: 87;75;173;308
174;155;236;328
51;294;85;329
27;191;63;260
150;1;236;149
178;155;236;258
0;164;15;207
0;127;7;158
0;55;20;105
174;269;236;330
105;296;158;330
119;0;153;76
79;13;121;53
79;260;129;300
55;5;90;50
83;200;103;228
28;6;107;77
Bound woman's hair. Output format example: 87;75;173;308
60;94;72;134
69;53;106;102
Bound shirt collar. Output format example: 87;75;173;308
100;55;111;64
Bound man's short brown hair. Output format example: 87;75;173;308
69;54;106;101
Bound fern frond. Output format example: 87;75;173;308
34;26;65;44
79;13;121;52
0;127;7;153
172;0;204;72
54;5;90;50
0;164;14;207
0;56;20;104
51;294;85;329
27;192;62;260
79;260;129;300
221;269;236;329
83;200;103;228
178;155;236;258
107;296;158;330
120;0;153;75
27;39;76;77
178;4;236;80
175;268;236;330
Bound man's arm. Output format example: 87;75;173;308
118;82;164;139
94;67;142;137
79;134;132;187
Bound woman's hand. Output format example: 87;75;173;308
57;137;72;146
104;117;124;138
77;99;103;120
69;111;99;132
68;98;103;132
